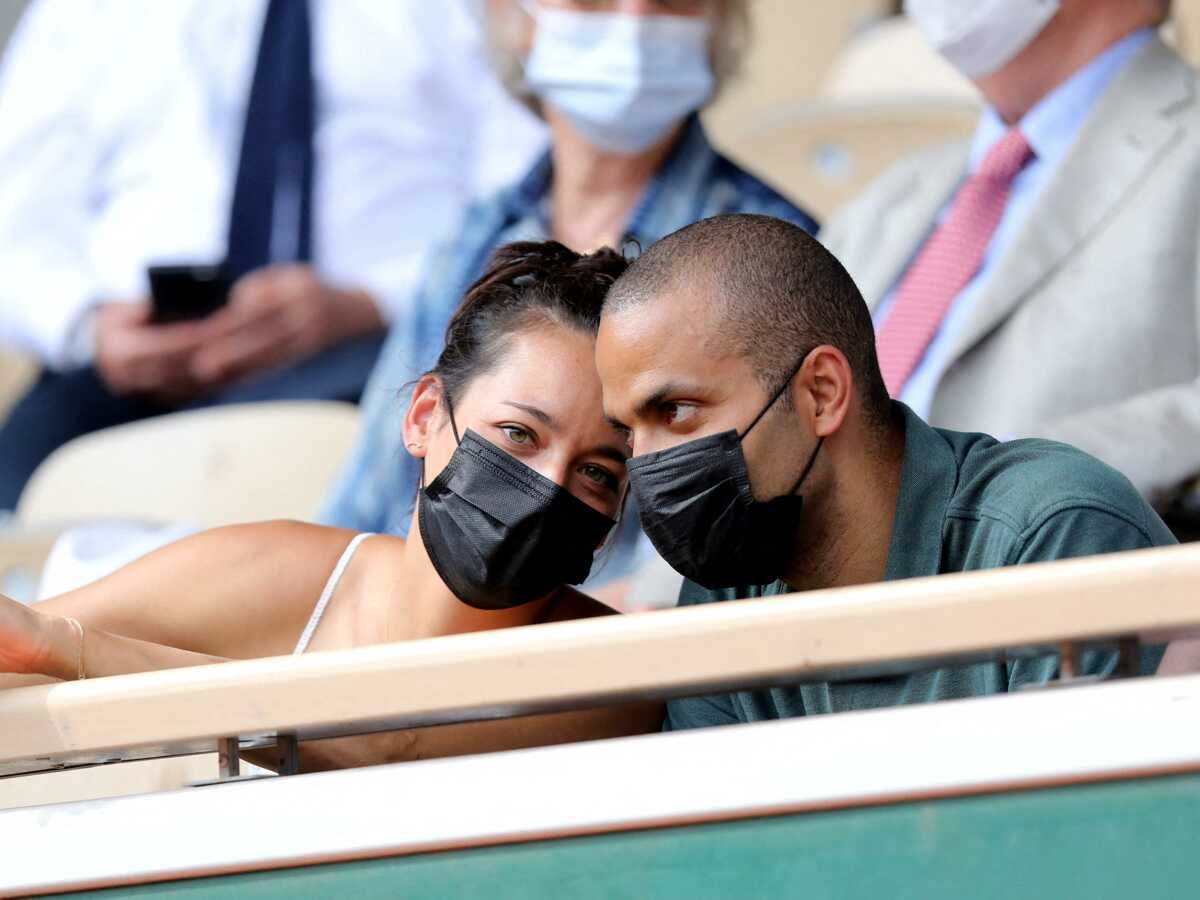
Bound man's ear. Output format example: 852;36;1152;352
402;375;443;459
794;345;852;439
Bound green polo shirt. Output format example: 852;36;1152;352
665;404;1174;731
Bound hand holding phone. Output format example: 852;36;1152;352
148;264;230;324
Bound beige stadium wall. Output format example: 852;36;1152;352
2;0;1199;135
701;0;1200;220
703;0;893;139
1173;0;1200;62
708;0;1200;132
0;1;35;420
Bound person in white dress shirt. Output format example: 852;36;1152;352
0;0;546;510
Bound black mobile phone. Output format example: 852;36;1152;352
148;264;230;324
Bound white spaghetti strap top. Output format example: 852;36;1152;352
293;533;374;655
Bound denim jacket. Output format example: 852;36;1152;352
320;117;817;585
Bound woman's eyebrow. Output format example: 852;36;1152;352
590;444;631;465
502;400;555;426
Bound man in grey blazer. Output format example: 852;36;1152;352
821;0;1197;509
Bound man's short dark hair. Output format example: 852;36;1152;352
606;214;891;428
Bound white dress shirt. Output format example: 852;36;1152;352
0;0;547;370
0;1;217;368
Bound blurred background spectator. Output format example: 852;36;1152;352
317;0;816;601
822;0;1200;528
0;0;545;511
3;0;1200;602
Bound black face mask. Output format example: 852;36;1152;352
626;354;822;590
418;407;617;611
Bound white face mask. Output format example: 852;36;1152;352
904;0;1061;79
523;7;714;156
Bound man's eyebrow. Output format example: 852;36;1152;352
605;414;629;433
606;381;694;432
635;382;689;418
502;401;555;427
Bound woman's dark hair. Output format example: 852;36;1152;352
420;241;632;571
429;240;629;408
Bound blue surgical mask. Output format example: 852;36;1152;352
524;7;714;156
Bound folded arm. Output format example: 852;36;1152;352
1034;377;1200;507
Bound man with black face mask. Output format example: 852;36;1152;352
597;213;1177;730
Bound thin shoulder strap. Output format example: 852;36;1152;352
293;533;374;655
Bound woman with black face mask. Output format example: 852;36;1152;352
0;241;660;768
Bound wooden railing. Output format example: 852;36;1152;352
2;543;1199;779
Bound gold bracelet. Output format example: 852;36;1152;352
64;616;85;681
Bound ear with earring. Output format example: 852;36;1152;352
406;442;423;450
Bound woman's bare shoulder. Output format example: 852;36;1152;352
344;532;406;579
192;521;406;569
204;519;361;550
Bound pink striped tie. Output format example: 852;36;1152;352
875;128;1034;397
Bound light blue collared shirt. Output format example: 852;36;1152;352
875;28;1154;420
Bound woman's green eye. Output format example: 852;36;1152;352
502;426;532;445
581;464;617;490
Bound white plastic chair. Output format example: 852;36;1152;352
17;400;361;528
1166;0;1200;66
819;16;979;103
0;348;37;422
703;0;893;141
715;99;978;222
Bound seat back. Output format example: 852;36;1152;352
715;100;977;222
702;0;891;140
0;348;37;423
819;16;978;103
17;401;360;527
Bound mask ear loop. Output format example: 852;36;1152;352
420;386;462;492
444;390;463;445
739;349;813;440
737;349;824;497
788;436;824;496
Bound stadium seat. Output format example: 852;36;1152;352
16;400;360;528
0;522;64;604
715;100;977;222
703;0;891;141
819;15;978;102
0;349;36;423
1167;0;1200;65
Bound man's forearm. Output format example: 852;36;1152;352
1032;378;1200;505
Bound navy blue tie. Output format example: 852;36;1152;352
224;0;315;282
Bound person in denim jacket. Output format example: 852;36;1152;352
321;0;816;598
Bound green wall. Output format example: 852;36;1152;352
59;773;1200;899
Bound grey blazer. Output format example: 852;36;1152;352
822;38;1200;505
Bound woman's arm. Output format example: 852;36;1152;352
1159;638;1200;675
34;521;359;659
2;588;665;773
294;704;666;773
1;520;353;690
0;592;229;689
